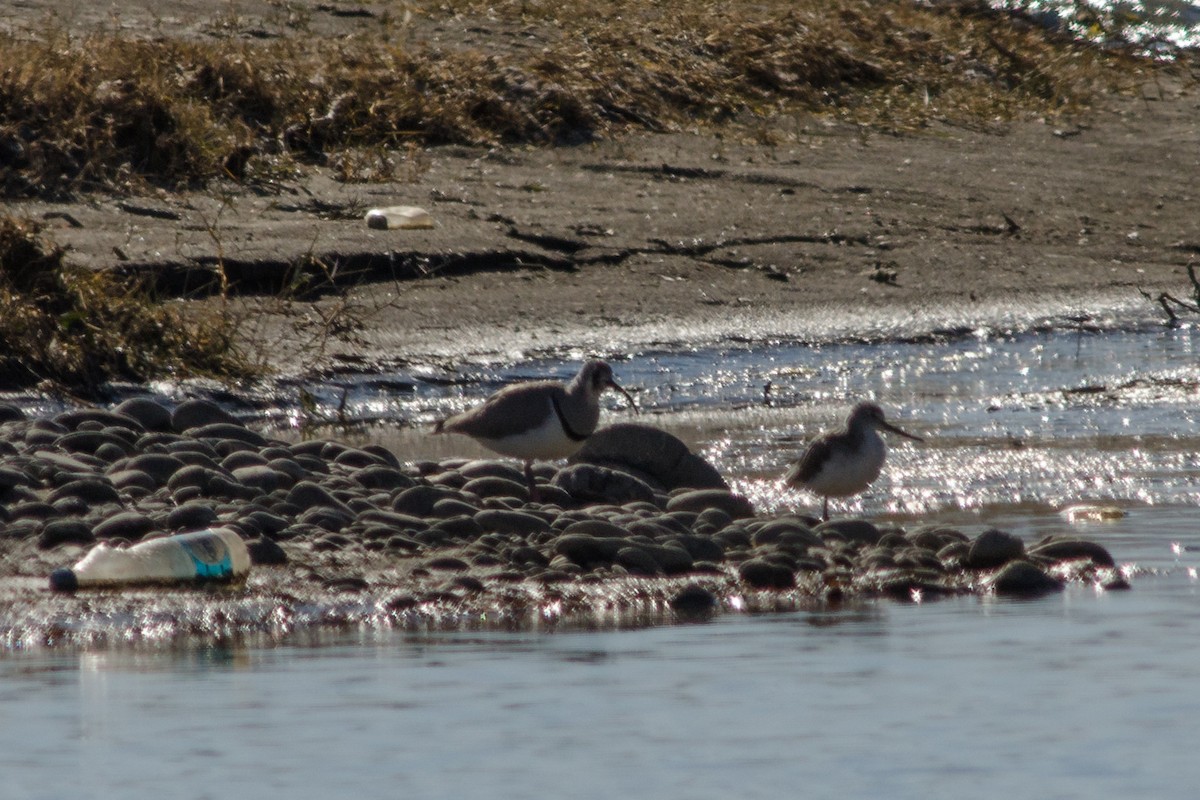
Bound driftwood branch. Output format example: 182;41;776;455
1141;261;1200;326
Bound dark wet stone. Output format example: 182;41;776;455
267;457;308;483
56;430;134;458
352;465;414;492
55;408;144;433
431;497;481;518
318;441;353;461
561;519;631;539
426;556;470;572
51;495;91;516
0;403;26;423
299;505;354;532
292;454;330;475
3;519;42;539
815;518;883;546
715;526;753;550
163;451;220;472
327;448;382;470
459;460;527;483
167;465;244;499
37;519;95;549
221;451;267;470
94;443;128;464
48;477;120;505
572;423;728;490
908;525;970;551
135;431;187;449
751;517;822;549
738;558;796;590
356;508;427;532
446;575;484;592
243;510;289;537
309;536;346;553
474;509;551;536
113;397;173;432
108;469;157;493
287;481;349;512
552;463;659;506
185;422;268;449
0;466;31;490
670;583;718;615
642;542;695;574
167;503;220;531
247;536;288;565
509;545;550;567
694;507;734;532
666;489;754;519
171;399;238;432
667;533;726;562
386;535;421;552
553;533;624;568
989;560;1065;596
895;547;945;572
934;539;967;564
615;546;660;575
533;484;574;507
233;465;289;493
91;512;156;541
1027;538;1116;568
361;444;401;469
430;515;483;539
462;475;530;501
392;485;446;517
966;528;1026;569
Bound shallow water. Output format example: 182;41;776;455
279;321;1200;518
5;562;1200;800
5;322;1200;797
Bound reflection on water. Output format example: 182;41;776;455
6;580;1200;799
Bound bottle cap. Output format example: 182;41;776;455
49;568;79;592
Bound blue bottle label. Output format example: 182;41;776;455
180;535;234;579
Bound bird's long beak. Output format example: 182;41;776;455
882;420;923;441
608;380;639;415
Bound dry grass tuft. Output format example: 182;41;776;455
0;216;254;392
0;0;1160;197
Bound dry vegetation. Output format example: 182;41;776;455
0;217;253;392
0;0;1173;391
0;0;1155;197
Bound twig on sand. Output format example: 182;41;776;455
1141;263;1200;325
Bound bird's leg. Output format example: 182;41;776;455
822;497;830;521
523;460;542;504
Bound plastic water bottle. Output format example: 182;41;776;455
364;205;434;230
49;528;251;592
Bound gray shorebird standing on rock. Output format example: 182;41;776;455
433;360;637;496
784;401;923;521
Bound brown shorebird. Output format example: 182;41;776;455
433;360;637;494
784;401;923;520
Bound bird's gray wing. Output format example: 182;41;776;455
784;436;833;486
435;381;560;439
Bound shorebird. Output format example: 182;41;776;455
433;360;637;495
784;401;923;520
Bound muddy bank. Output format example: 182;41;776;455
18;81;1199;375
0;400;1127;649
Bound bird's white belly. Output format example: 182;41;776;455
805;437;886;497
478;406;584;461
